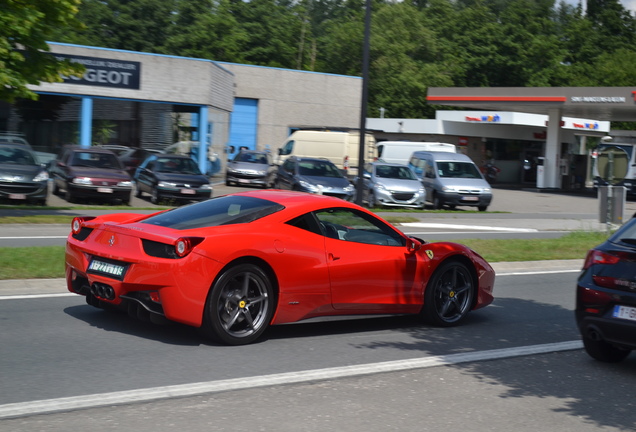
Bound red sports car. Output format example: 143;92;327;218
65;190;495;345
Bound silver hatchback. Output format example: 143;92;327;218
360;162;425;209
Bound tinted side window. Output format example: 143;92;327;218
286;213;322;235
314;208;404;246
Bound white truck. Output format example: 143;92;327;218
376;141;456;165
276;130;377;176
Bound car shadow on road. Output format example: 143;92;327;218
63;304;208;347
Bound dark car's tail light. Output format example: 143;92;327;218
175;237;204;257
583;249;620;270
71;217;96;235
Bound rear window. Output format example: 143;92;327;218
141;195;284;230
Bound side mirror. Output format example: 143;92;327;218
363;172;371;179
406;237;423;253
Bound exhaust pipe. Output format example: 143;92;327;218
90;283;116;301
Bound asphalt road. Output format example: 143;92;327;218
5;271;636;432
2;185;636;430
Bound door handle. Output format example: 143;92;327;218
328;253;340;261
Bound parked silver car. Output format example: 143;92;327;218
359;162;425;209
226;150;277;188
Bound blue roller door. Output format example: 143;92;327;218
228;98;258;159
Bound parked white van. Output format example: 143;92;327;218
408;151;492;211
377;141;456;165
276;130;377;176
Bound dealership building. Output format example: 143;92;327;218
2;42;633;189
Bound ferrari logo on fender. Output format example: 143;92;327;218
425;250;434;259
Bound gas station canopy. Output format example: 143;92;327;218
427;87;636;188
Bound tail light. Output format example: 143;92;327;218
174;237;204;258
71;217;96;235
583;249;620;270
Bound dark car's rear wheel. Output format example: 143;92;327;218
64;188;75;203
202;263;274;345
432;193;443;210
422;260;474;326
582;336;631;363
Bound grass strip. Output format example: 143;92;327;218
0;231;608;280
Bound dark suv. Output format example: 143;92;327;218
274;156;355;201
576;216;636;362
49;146;133;204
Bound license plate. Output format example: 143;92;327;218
180;188;195;194
462;196;479;201
9;194;26;200
612;305;636;321
88;259;127;279
238;179;250;184
97;187;113;193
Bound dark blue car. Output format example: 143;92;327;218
134;154;212;204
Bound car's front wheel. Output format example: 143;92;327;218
422;260;474;326
582;336;631;362
367;191;377;208
202;263;275;345
150;187;159;204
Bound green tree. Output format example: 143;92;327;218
369;1;453;118
232;0;304;68
0;0;85;102
57;0;176;53
164;0;249;62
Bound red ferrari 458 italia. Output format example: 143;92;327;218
65;190;495;345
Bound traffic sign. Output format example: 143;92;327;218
597;146;629;184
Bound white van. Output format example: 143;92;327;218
276;130;377;176
377;141;456;165
408;151;492;211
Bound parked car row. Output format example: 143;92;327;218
1;141;491;211
225;148;491;211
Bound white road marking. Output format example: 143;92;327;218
402;222;538;232
0;236;66;239
497;269;580;276
0;340;583;420
0;293;76;300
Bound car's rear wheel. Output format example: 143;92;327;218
432;193;443;210
64;188;75;203
202;263;274;345
422;260;474;326
582;336;631;362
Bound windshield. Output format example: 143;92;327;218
234;152;268;164
155;157;201;174
71;152;122;169
375;165;416;180
0;147;36;165
141;195;284;230
298;160;343;178
437;161;482;179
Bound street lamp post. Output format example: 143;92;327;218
355;0;372;205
